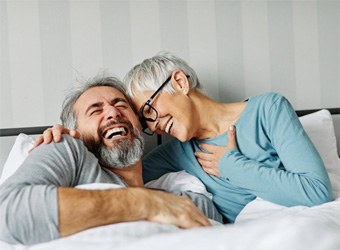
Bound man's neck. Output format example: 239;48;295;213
109;160;144;187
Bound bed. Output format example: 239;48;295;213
0;108;340;250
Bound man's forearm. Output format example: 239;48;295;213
58;187;145;236
58;186;212;237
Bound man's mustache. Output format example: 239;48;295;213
98;119;134;138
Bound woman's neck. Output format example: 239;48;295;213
190;91;244;140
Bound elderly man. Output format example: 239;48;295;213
0;76;222;245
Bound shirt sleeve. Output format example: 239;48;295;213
218;95;333;206
0;136;85;245
142;139;182;183
172;190;223;223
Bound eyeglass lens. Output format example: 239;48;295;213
142;103;158;121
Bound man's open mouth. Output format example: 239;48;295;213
103;126;128;139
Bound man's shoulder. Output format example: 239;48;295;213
60;134;86;147
33;135;89;158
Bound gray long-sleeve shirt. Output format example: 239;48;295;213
0;135;222;245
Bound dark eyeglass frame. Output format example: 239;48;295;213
140;75;172;135
139;74;190;136
139;74;190;135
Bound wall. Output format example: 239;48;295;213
1;0;340;173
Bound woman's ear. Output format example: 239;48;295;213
171;70;190;95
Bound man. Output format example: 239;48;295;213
0;76;221;245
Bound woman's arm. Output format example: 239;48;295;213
196;95;332;207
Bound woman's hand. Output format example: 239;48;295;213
30;124;81;152
194;125;238;177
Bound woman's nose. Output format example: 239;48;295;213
146;119;158;132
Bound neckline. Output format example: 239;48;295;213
196;96;252;143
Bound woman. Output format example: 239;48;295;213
36;52;332;223
123;52;332;222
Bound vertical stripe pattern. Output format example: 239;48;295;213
1;0;340;167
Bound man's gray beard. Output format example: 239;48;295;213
98;131;144;169
83;130;145;169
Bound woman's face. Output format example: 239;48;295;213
132;88;196;142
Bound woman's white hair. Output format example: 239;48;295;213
124;51;201;98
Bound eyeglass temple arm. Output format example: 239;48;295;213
149;75;172;99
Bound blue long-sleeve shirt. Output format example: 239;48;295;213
142;92;333;222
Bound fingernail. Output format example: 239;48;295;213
229;125;235;131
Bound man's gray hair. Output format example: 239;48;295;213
124;51;201;98
60;75;134;129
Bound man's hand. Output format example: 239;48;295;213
143;188;212;228
30;124;81;152
194;125;238;177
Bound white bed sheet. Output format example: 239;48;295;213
1;196;339;250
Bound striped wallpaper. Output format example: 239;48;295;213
0;0;340;168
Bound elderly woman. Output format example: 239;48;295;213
123;52;332;222
35;52;332;223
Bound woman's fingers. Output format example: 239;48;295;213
69;129;82;139
195;150;213;161
51;124;70;142
29;135;44;153
227;125;237;149
29;124;76;153
196;157;213;169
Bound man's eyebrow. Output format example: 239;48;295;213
111;97;128;105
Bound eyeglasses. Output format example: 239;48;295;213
140;75;172;135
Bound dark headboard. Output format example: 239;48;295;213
0;108;339;139
295;108;340;117
0;126;51;137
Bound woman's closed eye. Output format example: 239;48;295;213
144;106;152;115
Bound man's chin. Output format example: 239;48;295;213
103;136;130;147
100;136;143;168
83;129;144;169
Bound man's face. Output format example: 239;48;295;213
73;86;144;168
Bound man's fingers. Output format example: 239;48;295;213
179;210;211;228
146;190;211;229
194;209;212;227
175;199;211;228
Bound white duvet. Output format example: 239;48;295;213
2;179;340;250
1;197;339;250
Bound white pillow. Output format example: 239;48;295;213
1;110;339;198
0;133;34;185
299;109;340;198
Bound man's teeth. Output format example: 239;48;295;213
105;127;127;139
165;119;173;133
